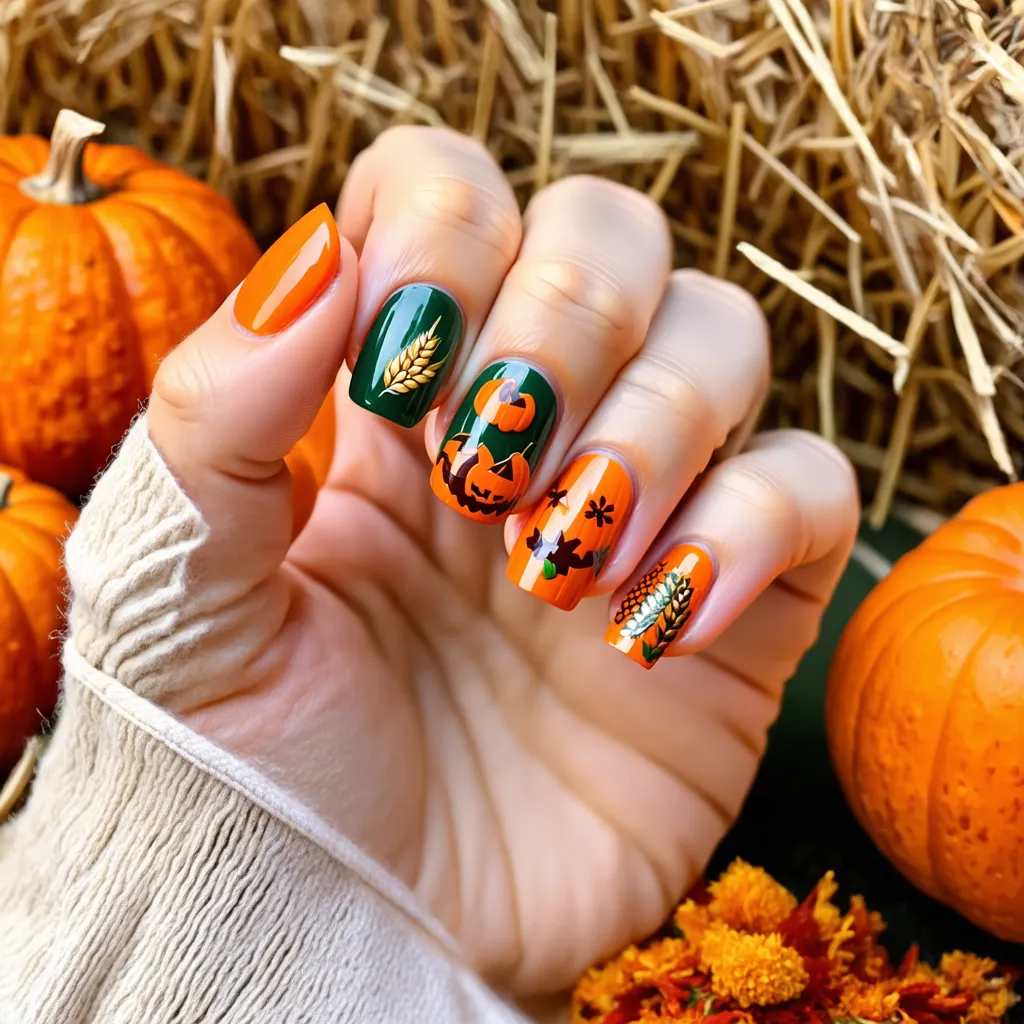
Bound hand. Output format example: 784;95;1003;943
142;127;858;995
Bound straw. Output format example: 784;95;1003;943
2;0;1020;519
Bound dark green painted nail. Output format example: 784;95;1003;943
349;284;464;427
429;359;558;523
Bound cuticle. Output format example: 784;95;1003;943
660;536;719;581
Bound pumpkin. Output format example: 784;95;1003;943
0;108;260;497
433;436;531;520
0;468;78;771
285;389;336;538
825;483;1024;942
473;377;536;432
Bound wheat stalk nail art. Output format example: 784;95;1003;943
381;315;447;395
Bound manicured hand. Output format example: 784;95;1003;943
143;127;859;995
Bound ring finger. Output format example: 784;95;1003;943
427;175;672;524
505;271;770;611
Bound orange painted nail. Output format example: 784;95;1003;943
507;453;632;611
604;543;715;670
234;203;340;336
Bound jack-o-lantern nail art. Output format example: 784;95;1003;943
430;360;557;523
349;284;464;427
507;454;632;610
605;543;715;669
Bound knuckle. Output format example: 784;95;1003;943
717;459;803;534
617;357;726;441
514;254;639;340
408;173;521;264
152;342;219;425
782;430;861;514
542;175;667;234
669;270;771;381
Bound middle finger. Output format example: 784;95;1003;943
428;175;672;524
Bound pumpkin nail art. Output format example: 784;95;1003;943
507;453;632;610
234;204;340;337
349;285;464;427
430;360;557;523
605;543;715;669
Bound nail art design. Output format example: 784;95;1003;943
507;453;632;610
349;284;464;427
605;543;715;669
430;360;557;523
234;203;339;336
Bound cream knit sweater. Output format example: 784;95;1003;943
0;418;533;1024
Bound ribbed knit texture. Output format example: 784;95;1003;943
0;417;529;1024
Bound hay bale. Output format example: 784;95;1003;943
3;0;1022;522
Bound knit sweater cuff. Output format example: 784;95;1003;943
0;416;528;1024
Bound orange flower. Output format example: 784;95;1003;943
940;952;999;995
708;859;798;934
570;863;1019;1024
700;923;808;1007
811;870;841;940
836;978;901;1020
674;899;713;942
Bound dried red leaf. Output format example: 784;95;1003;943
903;1011;944;1024
925;993;975;1014
604;987;650;1024
686;878;712;906
704;1012;745;1024
779;888;823;956
897;945;920;978
898;982;941;1003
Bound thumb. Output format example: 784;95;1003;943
147;203;356;587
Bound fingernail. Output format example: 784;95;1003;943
430;359;557;523
507;453;632;610
234;204;340;337
604;543;715;670
348;285;464;427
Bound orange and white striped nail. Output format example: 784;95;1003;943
507;453;632;611
604;543;715;669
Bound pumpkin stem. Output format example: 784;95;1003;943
19;109;106;205
0;473;12;510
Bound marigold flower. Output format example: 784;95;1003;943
708;859;798;934
811;870;841;940
700;923;809;1008
674;898;713;943
940;952;999;995
569;864;1019;1024
837;979;901;1020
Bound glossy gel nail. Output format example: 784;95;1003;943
430;359;557;524
348;284;464;427
234;203;340;336
507;453;632;610
604;543;715;669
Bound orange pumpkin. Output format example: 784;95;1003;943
285;389;336;538
433;437;531;521
473;378;536;432
0;468;78;771
0;109;260;497
825;483;1024;941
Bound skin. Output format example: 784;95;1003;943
144;126;860;998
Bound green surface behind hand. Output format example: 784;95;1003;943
709;518;1024;991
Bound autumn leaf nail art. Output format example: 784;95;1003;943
507;453;632;611
605;543;715;669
